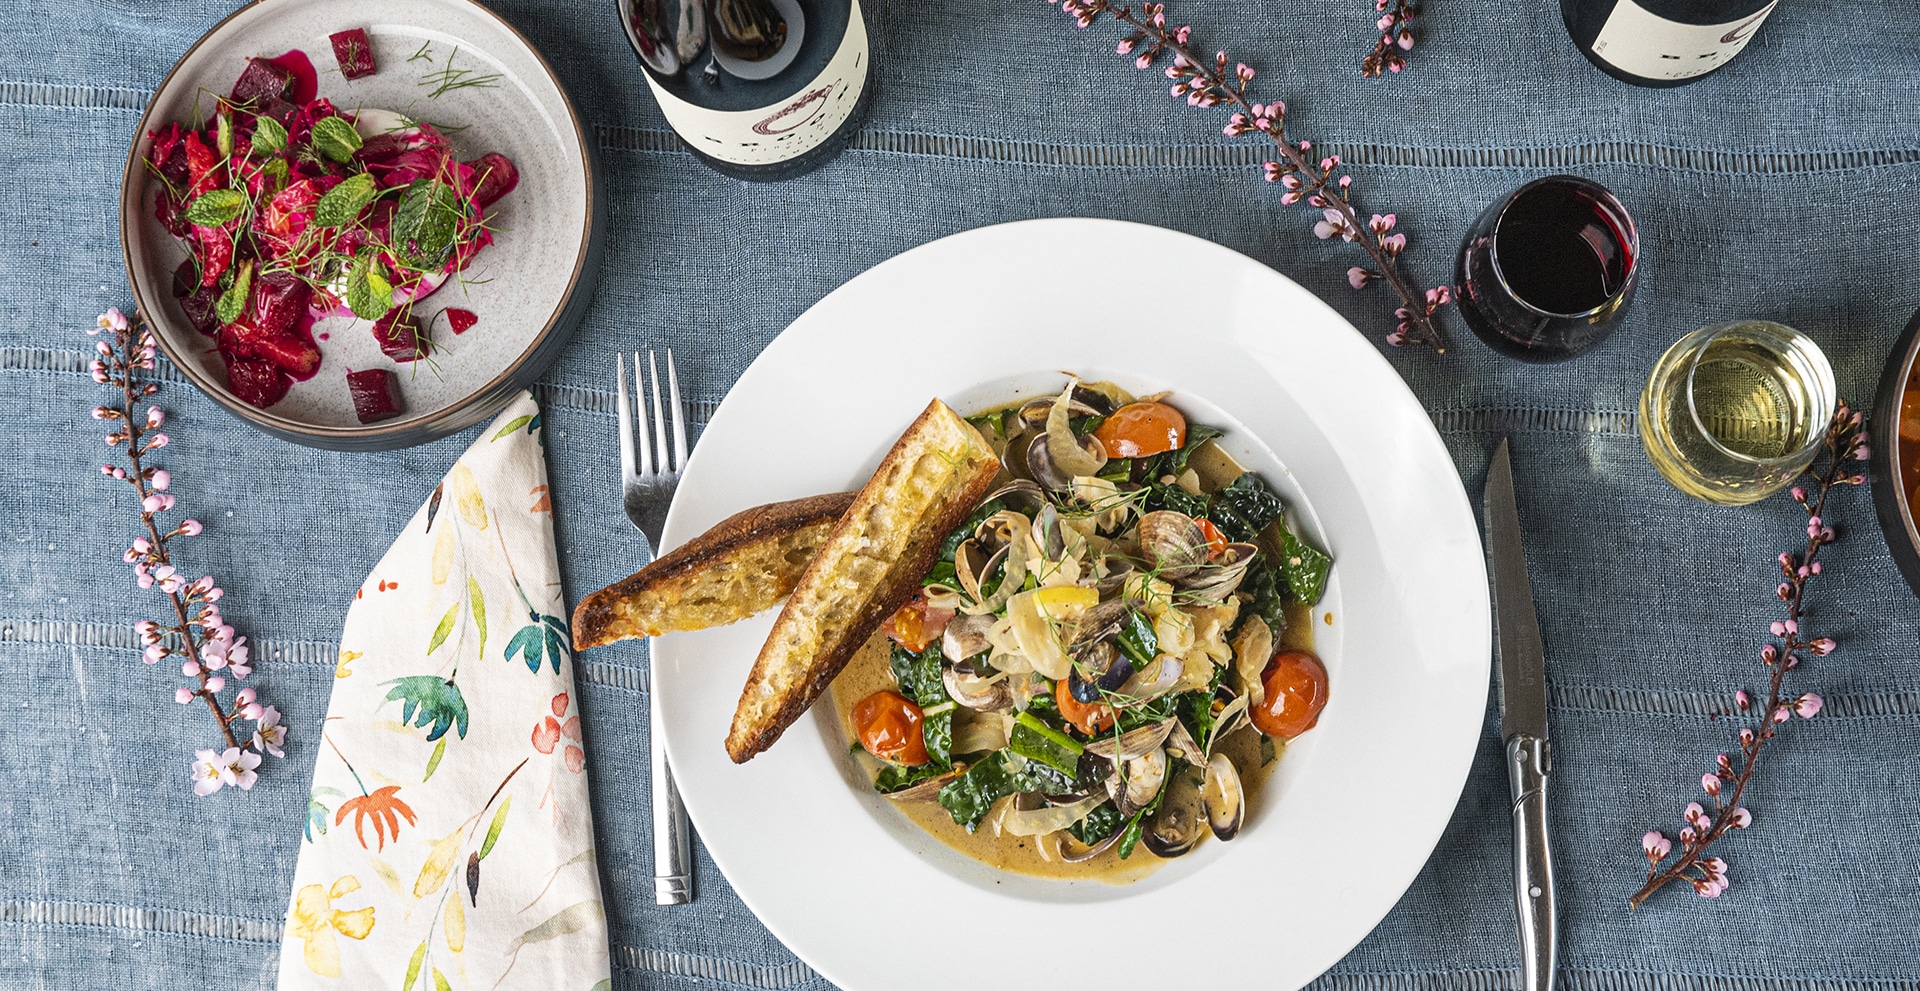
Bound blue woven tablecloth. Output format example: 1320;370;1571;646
5;0;1918;986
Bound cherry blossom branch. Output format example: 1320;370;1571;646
1049;0;1453;351
89;307;286;796
1362;0;1420;77
1630;402;1869;906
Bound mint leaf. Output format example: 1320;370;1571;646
314;173;378;227
344;249;394;321
183;188;245;227
391;179;463;272
310;115;364;163
214;261;252;325
250;116;288;156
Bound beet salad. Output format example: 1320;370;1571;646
143;40;517;423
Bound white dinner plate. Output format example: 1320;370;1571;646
652;218;1489;991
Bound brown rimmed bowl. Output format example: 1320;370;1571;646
1869;306;1920;597
120;0;601;450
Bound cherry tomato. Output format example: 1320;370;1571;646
853;690;928;765
1249;650;1329;740
883;592;935;652
1195;517;1229;559
1094;401;1188;458
1054;677;1115;735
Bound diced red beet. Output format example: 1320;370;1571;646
172;261;219;334
250;271;311;337
347;368;404;423
226;358;289;409
266;51;319;104
329;29;377;79
155;192;192;238
444;308;478;335
230;57;295;105
251;334;322;379
257;97;300;127
465;153;519;208
372;309;431;362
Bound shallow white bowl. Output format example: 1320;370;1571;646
652;218;1491;991
120;0;599;449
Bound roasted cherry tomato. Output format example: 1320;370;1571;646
1249;650;1329;740
1094;401;1188;458
1195;517;1229;559
883;592;936;652
1054;676;1115;735
853;690;928;765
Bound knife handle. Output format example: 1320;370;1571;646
1506;734;1556;991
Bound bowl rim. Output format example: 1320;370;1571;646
1869;306;1920;597
118;0;597;443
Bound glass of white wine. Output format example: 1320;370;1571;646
1639;320;1836;506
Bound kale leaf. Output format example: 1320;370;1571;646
1116;608;1158;668
1067;801;1122;845
874;761;950;794
937;751;1025;831
1209;472;1286;543
1239;559;1289;632
1280;529;1334;605
891;643;953;767
1009;712;1084;777
1144;481;1208;517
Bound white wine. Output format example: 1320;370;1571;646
1640;321;1834;505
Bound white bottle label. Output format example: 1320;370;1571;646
642;0;869;166
1589;0;1777;80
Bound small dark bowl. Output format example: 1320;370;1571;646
1869;306;1920;597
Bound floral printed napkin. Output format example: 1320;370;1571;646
277;393;609;991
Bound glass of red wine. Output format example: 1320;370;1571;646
1454;175;1640;362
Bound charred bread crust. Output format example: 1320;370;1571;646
725;399;1000;763
571;490;858;649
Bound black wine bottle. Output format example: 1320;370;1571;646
1562;0;1779;87
618;0;873;181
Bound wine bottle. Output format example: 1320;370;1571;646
1561;0;1779;88
618;0;874;181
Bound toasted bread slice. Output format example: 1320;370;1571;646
571;490;857;649
726;399;1000;763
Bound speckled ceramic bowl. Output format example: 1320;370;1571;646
120;0;601;450
1869;306;1920;598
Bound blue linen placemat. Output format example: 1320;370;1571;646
4;0;1919;987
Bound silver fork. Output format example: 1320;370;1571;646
615;349;694;906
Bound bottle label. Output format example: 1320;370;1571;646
643;0;869;166
1589;0;1777;80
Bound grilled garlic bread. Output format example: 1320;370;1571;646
726;399;1001;763
571;490;858;649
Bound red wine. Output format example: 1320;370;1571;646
1455;176;1639;362
1562;0;1779;87
619;0;873;181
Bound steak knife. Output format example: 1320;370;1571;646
1483;439;1556;991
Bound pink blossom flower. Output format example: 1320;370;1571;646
149;469;170;491
235;688;256;708
1382;233;1408;255
252;706;286;758
205;676;225;693
144;645;167;664
1369;213;1396;234
192;749;227;796
230;748;262;789
1348;267;1376;289
1808;637;1836;656
146;433;168;449
175;687;194;705
1642;831;1671;860
1773;706;1792;723
1734;690;1749;710
1794;693;1823;718
1701;773;1721;797
1728;807;1752;828
146;407;164;428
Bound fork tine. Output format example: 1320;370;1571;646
648;349;671;478
667;349;689;473
634;351;653;478
615;352;636;482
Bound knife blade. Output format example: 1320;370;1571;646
1483;438;1556;991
